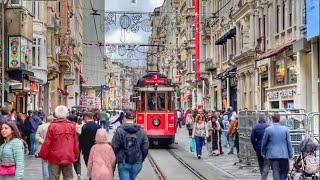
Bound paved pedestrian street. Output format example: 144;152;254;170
24;127;273;180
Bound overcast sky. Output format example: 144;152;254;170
105;0;164;66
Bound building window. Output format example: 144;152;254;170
201;1;206;21
191;54;196;72
287;58;297;84
282;0;285;30
190;26;195;39
32;38;42;67
276;5;280;33
31;1;41;20
288;0;292;27
275;59;285;86
10;0;20;5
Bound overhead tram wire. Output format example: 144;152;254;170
89;0;105;59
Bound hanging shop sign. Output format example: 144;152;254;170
258;65;268;74
8;36;21;68
267;88;295;100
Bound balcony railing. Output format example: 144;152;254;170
205;59;219;72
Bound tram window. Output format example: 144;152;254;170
157;93;165;111
148;92;156;110
141;92;146;111
167;92;172;111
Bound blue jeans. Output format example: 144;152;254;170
41;160;50;180
30;132;37;155
118;162;143;180
269;159;289;180
194;136;205;156
221;131;229;147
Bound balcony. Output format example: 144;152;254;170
205;59;218;72
64;72;75;86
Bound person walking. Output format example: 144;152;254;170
79;112;101;166
112;113;149;180
87;129;116;180
215;111;224;154
39;105;80;180
210;115;221;156
228;116;239;154
261;114;293;180
69;112;83;180
221;114;229;148
192;114;208;159
251;113;269;179
25;110;41;155
36;115;54;180
98;110;110;131
185;114;194;137
0;122;25;180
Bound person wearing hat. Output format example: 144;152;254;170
261;114;293;180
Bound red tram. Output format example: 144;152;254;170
132;72;177;145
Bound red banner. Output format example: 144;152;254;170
194;0;201;80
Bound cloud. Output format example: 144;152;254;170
106;29;149;43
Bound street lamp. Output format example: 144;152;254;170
1;0;7;106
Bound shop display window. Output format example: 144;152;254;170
275;60;285;85
271;101;280;109
287;59;297;84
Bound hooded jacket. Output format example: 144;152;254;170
112;124;149;164
87;129;116;180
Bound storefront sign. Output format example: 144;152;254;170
194;0;201;81
267;89;294;100
306;0;320;40
258;65;268;74
8;36;21;68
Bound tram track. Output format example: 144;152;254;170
148;148;208;180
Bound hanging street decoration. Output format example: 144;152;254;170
82;42;168;59
102;11;155;33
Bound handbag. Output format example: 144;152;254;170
0;143;16;176
0;163;16;176
189;138;196;152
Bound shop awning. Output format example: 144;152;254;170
217;67;237;79
215;28;236;45
257;41;294;60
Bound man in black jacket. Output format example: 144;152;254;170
112;113;149;180
79;111;101;166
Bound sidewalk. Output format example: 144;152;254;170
176;127;262;180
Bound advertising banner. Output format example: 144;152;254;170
8;36;21;68
194;0;201;81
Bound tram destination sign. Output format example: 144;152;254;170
142;75;169;85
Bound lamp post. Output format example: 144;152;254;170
1;0;6;107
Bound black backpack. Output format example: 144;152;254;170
123;130;142;164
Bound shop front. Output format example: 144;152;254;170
266;86;296;109
8;70;42;113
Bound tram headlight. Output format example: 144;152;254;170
152;118;160;126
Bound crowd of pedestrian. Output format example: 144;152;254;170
0;105;149;180
181;107;239;159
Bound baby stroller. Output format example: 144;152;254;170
289;138;319;180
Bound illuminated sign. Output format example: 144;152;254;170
8;36;21;68
142;74;169;85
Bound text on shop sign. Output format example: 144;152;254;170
267;89;294;100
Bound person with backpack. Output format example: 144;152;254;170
112;113;149;180
261;114;293;180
